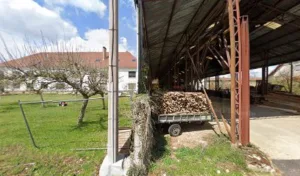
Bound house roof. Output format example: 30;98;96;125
0;51;137;69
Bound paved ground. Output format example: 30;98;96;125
211;97;300;176
251;117;300;176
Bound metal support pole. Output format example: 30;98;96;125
290;62;293;94
185;57;187;91
262;66;265;95
215;76;219;91
190;57;193;91
265;64;268;94
262;52;268;95
240;16;250;146
228;0;241;144
18;100;38;148
228;2;236;143
108;0;119;163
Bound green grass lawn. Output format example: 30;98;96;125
150;135;272;176
0;94;132;175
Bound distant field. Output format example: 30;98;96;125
0;94;132;175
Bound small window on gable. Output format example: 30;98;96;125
128;71;136;78
132;59;136;62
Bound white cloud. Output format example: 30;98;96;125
0;0;77;40
0;0;131;60
63;29;129;52
44;0;107;18
0;0;78;58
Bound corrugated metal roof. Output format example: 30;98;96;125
141;0;225;78
139;0;300;78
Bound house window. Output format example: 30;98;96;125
56;83;65;89
128;71;136;78
128;83;136;90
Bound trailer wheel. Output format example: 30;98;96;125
168;124;181;137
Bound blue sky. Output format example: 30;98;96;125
0;0;137;55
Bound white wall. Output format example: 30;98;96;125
1;67;137;93
119;68;137;92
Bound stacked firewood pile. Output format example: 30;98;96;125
153;92;210;114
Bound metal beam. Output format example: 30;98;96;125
240;16;250;146
141;1;154;91
169;0;205;62
258;2;300;21
228;0;237;144
156;0;178;77
187;50;222;131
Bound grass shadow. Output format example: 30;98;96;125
151;133;169;162
37;139;103;149
70;116;107;131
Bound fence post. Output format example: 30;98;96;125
18;100;38;148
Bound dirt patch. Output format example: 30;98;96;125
241;145;281;175
169;122;225;149
217;162;241;173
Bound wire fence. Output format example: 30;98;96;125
18;95;133;150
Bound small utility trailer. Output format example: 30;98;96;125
156;113;212;136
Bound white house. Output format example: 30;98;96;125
0;48;137;93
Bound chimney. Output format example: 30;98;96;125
103;47;107;60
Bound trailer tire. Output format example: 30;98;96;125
168;124;181;137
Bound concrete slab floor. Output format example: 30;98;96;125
210;97;300;176
251;117;300;176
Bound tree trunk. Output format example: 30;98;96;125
100;93;106;109
38;91;45;108
78;98;89;125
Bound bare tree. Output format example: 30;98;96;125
0;37;107;125
277;69;292;92
0;69;5;93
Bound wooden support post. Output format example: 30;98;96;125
221;114;232;139
187;51;222;133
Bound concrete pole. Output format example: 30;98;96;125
137;2;141;94
108;0;119;163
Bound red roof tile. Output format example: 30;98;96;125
0;52;137;69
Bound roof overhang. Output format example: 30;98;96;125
138;0;300;79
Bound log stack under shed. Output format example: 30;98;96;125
153;92;210;114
